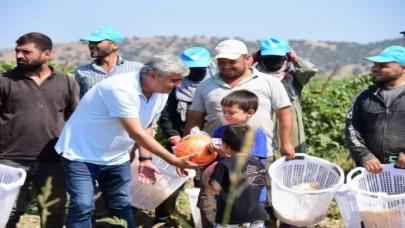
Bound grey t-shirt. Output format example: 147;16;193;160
190;67;291;156
380;84;405;108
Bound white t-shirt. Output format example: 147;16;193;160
55;72;168;165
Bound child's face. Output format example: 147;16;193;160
222;105;254;124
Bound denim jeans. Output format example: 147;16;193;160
0;159;67;228
61;157;135;228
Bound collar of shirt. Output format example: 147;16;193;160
14;65;57;80
213;67;261;89
134;71;159;102
90;55;125;72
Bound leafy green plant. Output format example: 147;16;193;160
301;74;372;172
37;177;61;228
96;216;128;228
0;61;16;73
0;58;75;75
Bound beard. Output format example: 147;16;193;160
220;64;247;79
371;71;402;86
16;58;45;71
89;46;113;59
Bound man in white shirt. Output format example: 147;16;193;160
55;53;200;228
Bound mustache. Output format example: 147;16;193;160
16;58;28;63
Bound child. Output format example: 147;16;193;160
208;90;268;201
205;124;268;228
209;89;267;159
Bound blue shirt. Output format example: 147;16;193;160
55;71;168;165
74;56;143;98
213;125;268;160
212;125;268;202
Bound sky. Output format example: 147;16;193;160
1;0;404;49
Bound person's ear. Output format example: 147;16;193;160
43;50;52;60
222;142;229;150
148;71;158;80
247;109;255;118
111;42;120;51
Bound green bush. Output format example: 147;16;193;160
302;75;372;171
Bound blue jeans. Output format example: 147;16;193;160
61;157;135;228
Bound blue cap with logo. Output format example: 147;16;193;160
364;46;405;65
260;38;290;56
80;26;123;44
181;47;211;68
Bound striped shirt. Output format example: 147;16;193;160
74;56;143;98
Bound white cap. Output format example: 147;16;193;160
214;39;248;60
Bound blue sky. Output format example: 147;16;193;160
1;0;404;49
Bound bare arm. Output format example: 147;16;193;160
203;174;220;194
183;111;206;135
138;123;153;158
275;106;295;159
118;117;199;169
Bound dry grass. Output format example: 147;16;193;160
17;179;344;228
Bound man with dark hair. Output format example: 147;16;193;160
346;46;405;172
75;26;143;98
0;32;79;228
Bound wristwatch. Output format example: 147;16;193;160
138;156;152;162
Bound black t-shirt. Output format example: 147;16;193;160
209;155;268;224
0;67;79;161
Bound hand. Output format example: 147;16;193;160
202;169;211;188
209;142;230;158
138;160;161;185
280;143;295;160
176;167;189;177
171;153;202;169
395;152;405;168
168;135;181;145
288;47;302;63
362;158;384;173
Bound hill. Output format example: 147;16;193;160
0;36;403;77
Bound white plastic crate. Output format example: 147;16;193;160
0;164;26;228
334;184;362;228
129;153;195;210
269;154;344;227
347;164;405;228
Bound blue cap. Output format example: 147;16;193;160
181;47;211;68
80;26;123;44
260;38;290;56
364;46;405;65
